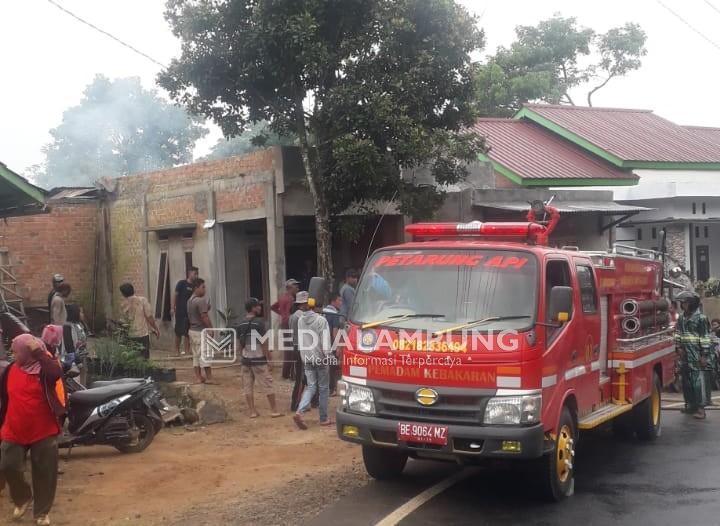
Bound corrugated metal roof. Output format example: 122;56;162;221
523;104;720;163
479;201;653;215
684;125;720;148
48;188;98;200
470;119;637;182
0;161;47;218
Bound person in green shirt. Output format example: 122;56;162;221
675;290;713;419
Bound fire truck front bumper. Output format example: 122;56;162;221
336;410;548;460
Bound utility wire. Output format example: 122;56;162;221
704;0;720;16
655;0;720;52
45;0;167;68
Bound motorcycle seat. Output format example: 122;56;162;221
69;382;142;405
90;378;145;388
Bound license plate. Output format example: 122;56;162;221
397;422;449;445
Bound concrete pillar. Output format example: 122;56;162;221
265;179;285;330
141;193;150;296
206;189;226;327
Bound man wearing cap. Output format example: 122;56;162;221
289;293;310;411
271;278;300;379
46;275;64;324
293;291;333;429
236;298;282;418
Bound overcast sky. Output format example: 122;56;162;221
2;0;720;176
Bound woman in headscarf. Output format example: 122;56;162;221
0;334;65;525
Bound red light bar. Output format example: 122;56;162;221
405;221;547;239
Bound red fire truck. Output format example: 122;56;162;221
336;204;676;501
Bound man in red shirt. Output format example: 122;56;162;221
0;334;65;526
271;278;300;379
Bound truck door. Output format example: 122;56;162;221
574;263;602;398
544;258;574;390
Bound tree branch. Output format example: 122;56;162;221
586;74;615;107
560;63;576;106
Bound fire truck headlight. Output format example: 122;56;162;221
347;384;376;415
484;394;542;425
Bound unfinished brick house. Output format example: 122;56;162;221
108;147;404;336
0;162;105;330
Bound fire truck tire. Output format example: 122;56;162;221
611;413;635;439
634;373;662;441
537;406;576;501
362;445;408;480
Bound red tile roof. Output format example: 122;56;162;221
470;119;637;182
522;104;720;163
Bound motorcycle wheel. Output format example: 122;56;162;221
114;412;156;454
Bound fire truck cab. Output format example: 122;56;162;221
336;209;675;501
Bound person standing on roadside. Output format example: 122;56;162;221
293;293;333;429
271;278;300;379
119;283;160;361
46;275;64;324
322;292;344;396
0;334;66;526
187;279;213;384
172;266;198;356
675;290;714;419
289;294;308;412
237;298;282;418
339;269;358;319
50;283;71;325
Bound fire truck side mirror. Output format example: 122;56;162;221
549;286;573;323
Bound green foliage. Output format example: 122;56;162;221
159;0;486;279
202;121;295;161
91;323;156;379
475;15;647;116
32;75;207;188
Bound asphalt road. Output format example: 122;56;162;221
309;410;720;526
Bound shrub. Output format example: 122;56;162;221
90;323;157;379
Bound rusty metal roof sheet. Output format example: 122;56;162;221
520;104;720;164
479;201;652;215
470;119;637;183
48;187;99;200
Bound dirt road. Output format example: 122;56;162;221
1;354;364;525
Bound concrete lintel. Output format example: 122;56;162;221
217;208;267;223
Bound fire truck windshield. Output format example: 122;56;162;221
351;249;538;331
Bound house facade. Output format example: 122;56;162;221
508;104;720;281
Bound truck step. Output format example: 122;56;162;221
578;403;634;430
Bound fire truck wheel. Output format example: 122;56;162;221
538;406;576;501
634;373;662;441
362;445;408;480
611;412;635;439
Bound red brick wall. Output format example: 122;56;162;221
0;201;99;309
115;149;276;195
216;183;266;214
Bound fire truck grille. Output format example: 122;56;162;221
375;388;484;425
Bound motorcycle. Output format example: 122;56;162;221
61;366;164;453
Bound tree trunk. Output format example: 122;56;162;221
294;97;335;287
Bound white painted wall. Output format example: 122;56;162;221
610;170;720;200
